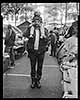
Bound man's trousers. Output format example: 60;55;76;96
51;44;56;56
29;51;45;82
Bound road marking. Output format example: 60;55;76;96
15;63;21;65
3;73;46;78
43;65;59;67
3;65;59;77
9;67;14;69
3;73;30;77
3;73;6;76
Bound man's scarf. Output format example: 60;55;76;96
30;24;46;38
34;29;40;50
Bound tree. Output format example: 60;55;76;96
20;4;34;21
1;3;11;19
65;3;68;25
46;7;59;24
8;3;25;26
44;4;65;25
76;3;79;15
58;3;78;25
1;3;25;26
66;3;78;21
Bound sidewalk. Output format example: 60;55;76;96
3;53;63;98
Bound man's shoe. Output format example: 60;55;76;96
68;91;72;95
23;51;27;55
36;81;41;88
49;54;52;56
11;63;15;66
30;82;36;89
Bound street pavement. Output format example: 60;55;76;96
3;53;63;98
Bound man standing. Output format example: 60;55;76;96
49;30;57;57
23;11;49;88
5;24;16;66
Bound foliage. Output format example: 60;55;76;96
1;3;24;15
45;3;78;24
20;15;25;22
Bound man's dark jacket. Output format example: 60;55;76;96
49;34;56;45
23;26;49;55
5;30;16;47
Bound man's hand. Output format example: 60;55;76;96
23;37;28;42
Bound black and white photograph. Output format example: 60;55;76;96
2;3;79;98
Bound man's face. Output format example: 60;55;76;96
34;20;41;27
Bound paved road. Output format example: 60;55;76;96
3;53;63;98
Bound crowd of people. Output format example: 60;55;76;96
3;11;78;98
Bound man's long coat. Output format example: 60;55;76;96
23;25;49;55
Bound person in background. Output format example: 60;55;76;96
49;30;57;57
53;27;59;48
5;24;16;66
23;11;49;89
